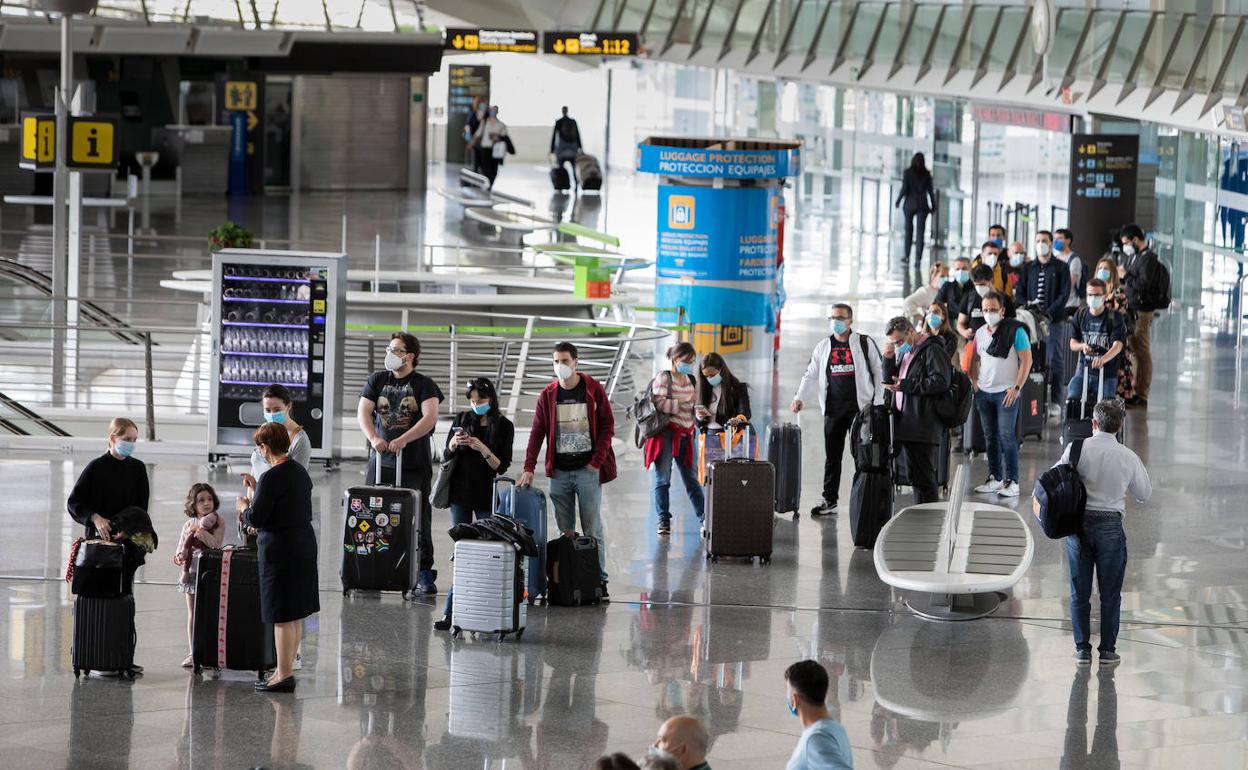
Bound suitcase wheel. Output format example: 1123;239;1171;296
401;590;408;601
497;632;508;642
193;664;202;676
515;628;524;641
73;668;80;679
451;626;462;638
792;511;800;519
710;555;719;563
761;556;772;565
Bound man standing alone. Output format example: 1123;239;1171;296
550;106;583;188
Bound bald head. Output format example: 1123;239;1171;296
654;716;708;769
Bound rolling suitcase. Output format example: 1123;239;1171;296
766;422;802;516
962;395;1023;453
341;450;421;598
851;404;893;474
495;478;548;603
576;153;602;190
72;594;136;678
550;165;570;191
704;444;775;563
1061;358;1124;445
546;535;603;606
1020;371;1047;440
191;548;276;678
893;429;950;493
848;470;893;549
451;539;526;640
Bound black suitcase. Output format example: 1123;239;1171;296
72;594;136;677
191;548;276;678
550;165;570;191
1061;359;1123;445
1020;371;1047;440
851;404;893;473
766;422;802;515
704;456;775;563
893;429;950;493
962;394;1023;453
341;450;421;597
546;535;602;606
849;470;893;549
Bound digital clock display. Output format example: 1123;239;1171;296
542;31;639;56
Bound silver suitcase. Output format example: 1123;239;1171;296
450;540;526;641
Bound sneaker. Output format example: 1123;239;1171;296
657;521;671;536
811;500;839;516
181;654;195;669
1075;649;1092;666
1048;403;1063;419
1099;651;1122;667
416;569;438;595
975;477;1002;494
997;480;1020;498
433;615;452;632
600;583;610;603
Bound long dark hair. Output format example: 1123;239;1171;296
910;152;930;179
463;377;503;441
697;352;746;422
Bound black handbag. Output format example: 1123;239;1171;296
431;453;458;509
71;539;126;598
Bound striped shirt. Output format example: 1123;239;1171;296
652;372;697;429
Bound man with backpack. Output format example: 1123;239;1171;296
1053;400;1151;666
882;316;952;504
1118;224;1169;409
550;106;583;188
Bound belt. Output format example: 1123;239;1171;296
1085;509;1122;517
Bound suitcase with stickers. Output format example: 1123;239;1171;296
341;450;421;598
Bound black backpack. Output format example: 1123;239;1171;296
1143;259;1171;311
933;368;973;429
1031;440;1088;539
850;403;893;473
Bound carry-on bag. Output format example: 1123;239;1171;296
450;539;526;640
766;422;802;516
550;165;570;191
341;450;421;597
191;547;276;677
849;469;893;549
1032;439;1088;539
545;535;602;606
1061;358;1103;446
851;404;893;473
576;153;603;190
1020;371;1047;440
705;427;775;563
68;538;126;598
893;429;951;493
697;423;759;485
72;593;136;678
495;478;548;603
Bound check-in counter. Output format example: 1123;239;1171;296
163;125;230;195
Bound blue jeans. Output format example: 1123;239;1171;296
975;389;1020;483
1065;512;1128;653
1066;363;1118;404
650;431;705;525
1048;320;1070;399
549;466;607;582
443;504;491;617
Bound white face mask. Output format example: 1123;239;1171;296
384;351;405;372
554;362;574;381
982;253;998;268
1122;243;1136;257
1087;295;1105;311
1035;242;1051;257
974;284;992;298
983;311;1002;327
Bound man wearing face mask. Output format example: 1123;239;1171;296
520;341;616;595
883;316;952;504
357;332;445;594
968;292;1033;498
1049;227;1087;408
1118;224;1166;408
936;256;973;322
972;239;1010;295
792;304;886;516
783;661;853;770
1067;278;1126;401
1013;230;1071;320
957;265;1016;341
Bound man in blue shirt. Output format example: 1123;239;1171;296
784;660;853;769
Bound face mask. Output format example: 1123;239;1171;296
1122;243;1136;257
974;284;992;298
676;361;695;376
1087;295;1105;311
488;108;498;118
935;275;948;289
991;238;1004;248
984;311;1002;327
554;362;574;381
954;269;970;284
830;319;849;336
384;351;405;372
263;410;287;424
471;402;491;416
787;697;798;717
926;313;943;331
1035;242;1051;257
706;373;723;387
115;440;136;459
1096;268;1112;282
982;253;998;268
896;341;912;358
1009;252;1025;267
1054;239;1066;253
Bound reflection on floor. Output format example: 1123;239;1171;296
1;166;1247;769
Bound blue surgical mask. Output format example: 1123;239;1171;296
830;319;849;335
115;440;136;458
471;402;491;416
926;313;943;331
1054;239;1066;253
1096;268;1112;281
706;374;723;387
787;697;798;717
935;275;948;289
954;269;970;284
896;341;912;357
1009;252;1025;267
676;361;695;375
991;238;1004;248
263;410;287;424
1087;295;1105;311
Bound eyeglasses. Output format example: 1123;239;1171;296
386;347;407;355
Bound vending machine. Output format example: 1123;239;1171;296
208;249;348;461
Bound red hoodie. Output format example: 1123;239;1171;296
523;372;617;484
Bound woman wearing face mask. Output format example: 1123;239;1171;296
902;262;950;326
694;352;751;428
925;302;959;362
242;384;310;493
433;377;513;632
645;343;705;536
1095;256;1136;401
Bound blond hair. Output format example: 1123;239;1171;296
929;261;949;281
108;417;138;437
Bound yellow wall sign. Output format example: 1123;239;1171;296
224;81;258;111
68;116;119;170
542;32;638;56
20;113;55;170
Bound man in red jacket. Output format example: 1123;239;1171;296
519;341;617;597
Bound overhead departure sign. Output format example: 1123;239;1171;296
445;28;538;54
543;31;638;56
20;112;55;171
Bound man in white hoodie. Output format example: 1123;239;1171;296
791;303;886;515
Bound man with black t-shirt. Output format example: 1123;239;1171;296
1067;278;1127;401
357;332;445;595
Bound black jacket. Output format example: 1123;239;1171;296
936;280;970;321
444;410;514;512
551;116;582;153
1012;258;1071;319
895;168;935;212
67;452;150;538
1122;247;1161;311
697;378;752;426
883;336;952;445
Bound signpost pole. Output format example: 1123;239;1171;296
51;14;71;406
67;86;84;398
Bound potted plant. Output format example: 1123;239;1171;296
208;221;254;252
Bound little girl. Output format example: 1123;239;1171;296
174;482;226;667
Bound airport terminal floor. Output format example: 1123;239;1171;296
2;167;1248;770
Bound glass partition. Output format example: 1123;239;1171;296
778;0;831;64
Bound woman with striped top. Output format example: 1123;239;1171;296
644;342;705;535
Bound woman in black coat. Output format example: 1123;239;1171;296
694;352;752;427
895;152;937;265
238;422;319;692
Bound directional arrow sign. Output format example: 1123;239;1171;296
246;110;259;131
453;35;463;49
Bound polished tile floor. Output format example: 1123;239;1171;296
1;165;1247;769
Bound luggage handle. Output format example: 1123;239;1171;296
374;448;403;486
493;476;518;518
1078;353;1105;419
726;422;752;459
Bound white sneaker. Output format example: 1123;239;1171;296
974;477;1002;494
997;480;1020;498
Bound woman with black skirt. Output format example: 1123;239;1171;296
238;422;319;692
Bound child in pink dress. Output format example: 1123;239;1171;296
173;482;226;667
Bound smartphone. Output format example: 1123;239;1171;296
452;426;466;436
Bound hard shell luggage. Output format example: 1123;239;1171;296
765;422;802;516
704;437;775;564
849;470;893;549
341;450;421;597
545;535;602;606
451;539;526;640
495;478;548;603
962;395;1023;454
191;548;276;678
576;153;602;190
550;165;570;191
1020;371;1047;440
72;594;136;677
893;429;950;493
1061;358;1124;445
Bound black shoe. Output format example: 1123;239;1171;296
657;521;671;536
254;676;296;693
433;615;452;632
600;583;610;602
810;501;839;517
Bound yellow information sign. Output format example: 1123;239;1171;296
444;27;538;54
67;116;119;170
543;32;638;56
20;113;55;170
224;81;258;111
